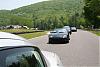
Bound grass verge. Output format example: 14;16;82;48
84;29;100;36
90;30;100;36
18;31;47;39
0;29;34;33
0;29;47;39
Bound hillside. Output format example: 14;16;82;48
11;0;84;18
0;0;85;29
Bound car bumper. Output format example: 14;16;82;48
49;37;69;41
49;37;69;43
71;30;77;32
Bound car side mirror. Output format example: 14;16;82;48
42;51;64;67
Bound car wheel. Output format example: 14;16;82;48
70;32;72;35
49;38;52;44
65;40;69;43
64;39;69;43
67;35;70;40
67;40;69;43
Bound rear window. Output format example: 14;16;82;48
71;27;76;29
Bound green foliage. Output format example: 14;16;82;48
88;30;100;36
0;11;33;27
84;0;100;28
0;0;85;29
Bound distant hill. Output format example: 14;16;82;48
11;0;84;18
0;0;85;29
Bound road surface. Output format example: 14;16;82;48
29;30;99;67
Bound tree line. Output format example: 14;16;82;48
1;0;95;30
84;0;100;28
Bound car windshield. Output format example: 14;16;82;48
50;31;57;33
58;30;65;33
64;27;70;30
71;27;76;29
54;29;66;33
0;47;45;67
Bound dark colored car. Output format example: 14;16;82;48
48;28;70;43
63;26;72;35
71;27;77;32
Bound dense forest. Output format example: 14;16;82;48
84;0;100;28
0;0;86;30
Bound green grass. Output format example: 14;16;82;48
83;29;100;36
0;29;34;33
18;31;47;39
0;29;47;39
90;30;100;36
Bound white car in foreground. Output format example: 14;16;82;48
0;32;63;67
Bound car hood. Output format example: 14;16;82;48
49;33;68;36
0;32;25;40
42;51;64;67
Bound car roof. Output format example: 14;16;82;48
0;32;25;40
64;26;70;27
0;46;39;51
0;32;33;48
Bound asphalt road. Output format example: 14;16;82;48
29;30;99;67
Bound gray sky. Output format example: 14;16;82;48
0;0;48;10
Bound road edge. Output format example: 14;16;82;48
28;32;49;40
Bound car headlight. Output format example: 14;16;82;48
63;35;67;38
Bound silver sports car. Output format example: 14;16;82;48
49;28;70;43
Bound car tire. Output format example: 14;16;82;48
70;32;72;35
64;39;69;43
67;35;70;40
67;40;69;43
49;38;52;44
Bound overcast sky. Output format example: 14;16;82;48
0;0;48;10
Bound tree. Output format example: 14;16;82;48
84;0;100;28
